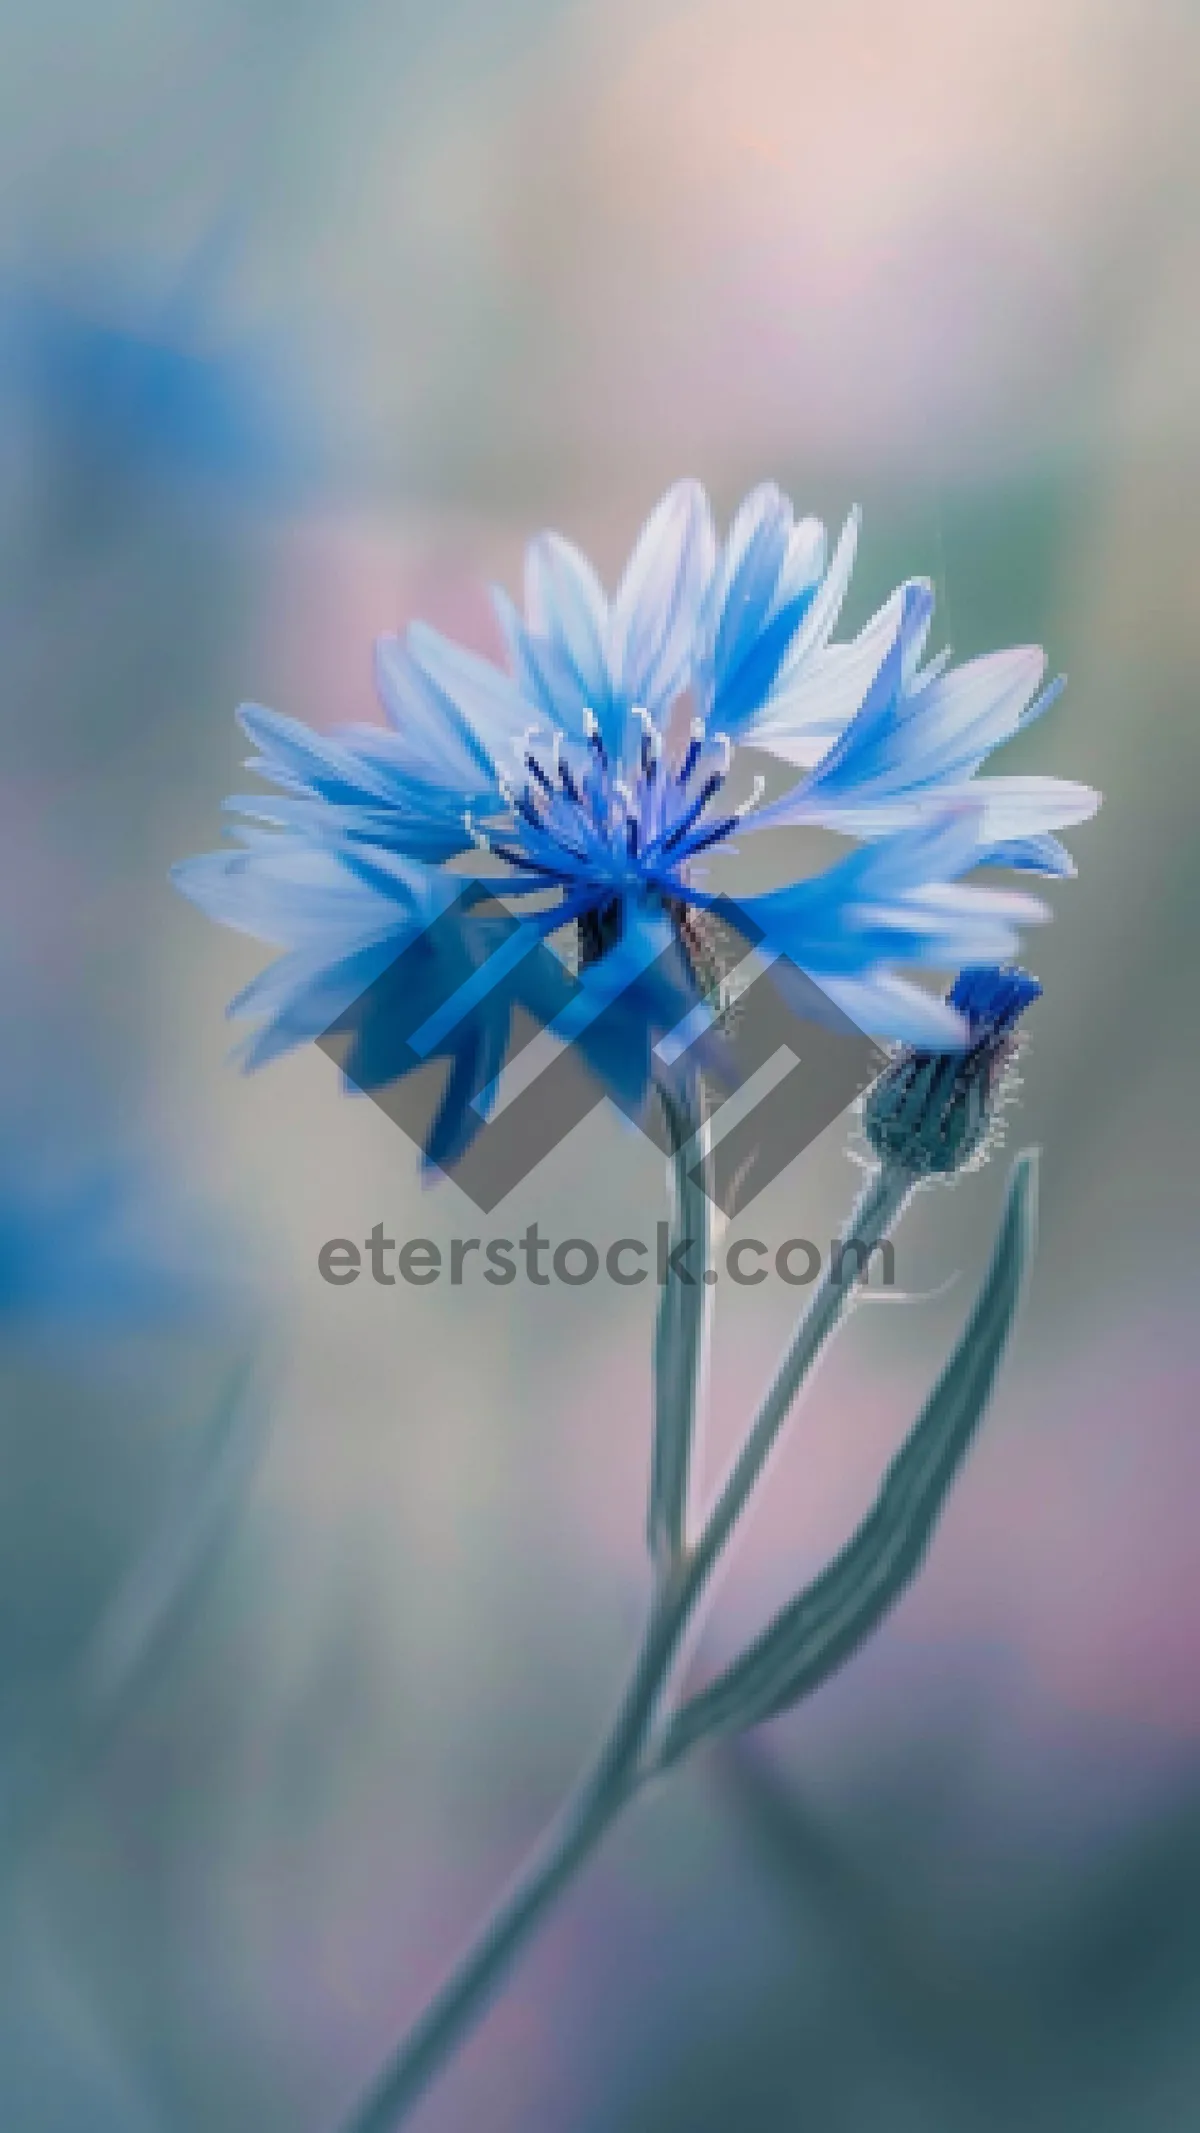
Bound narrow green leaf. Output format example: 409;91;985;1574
659;1150;1038;1764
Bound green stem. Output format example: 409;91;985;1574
649;1083;713;1571
336;1160;912;2132
341;1798;615;2133
674;1163;912;1622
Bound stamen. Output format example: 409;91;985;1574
656;772;724;855
675;813;739;857
736;774;767;818
489;842;564;877
677;733;703;785
525;753;556;798
582;709;610;775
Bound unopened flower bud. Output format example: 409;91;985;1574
864;967;1041;1177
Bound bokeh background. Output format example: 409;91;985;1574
2;1;1198;2127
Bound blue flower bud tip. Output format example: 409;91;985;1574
948;965;1042;1038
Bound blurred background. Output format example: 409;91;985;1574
1;0;1197;2127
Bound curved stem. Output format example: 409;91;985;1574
336;1161;913;2131
649;1079;713;1572
340;1791;618;2133
338;1591;676;2133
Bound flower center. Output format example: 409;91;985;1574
466;706;763;899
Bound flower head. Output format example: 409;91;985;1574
863;965;1042;1177
175;482;1097;1166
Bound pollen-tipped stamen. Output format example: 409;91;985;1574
583;707;610;772
525;753;556;799
677;720;705;787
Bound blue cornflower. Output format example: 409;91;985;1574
174;482;1098;1137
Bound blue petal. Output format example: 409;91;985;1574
172;838;396;948
767;507;860;689
492;584;599;738
744;594;1092;851
374;635;507;796
962;776;1100;839
222;792;469;863
238;703;403;808
707;486;793;684
233;936;411;1068
697;496;870;744
767;581;935;800
735;813;1048;979
977;833;1076;876
607;480;717;731
404;623;534;776
524;531;611;711
815;973;969;1048
698;488;840;737
742;569;904;768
